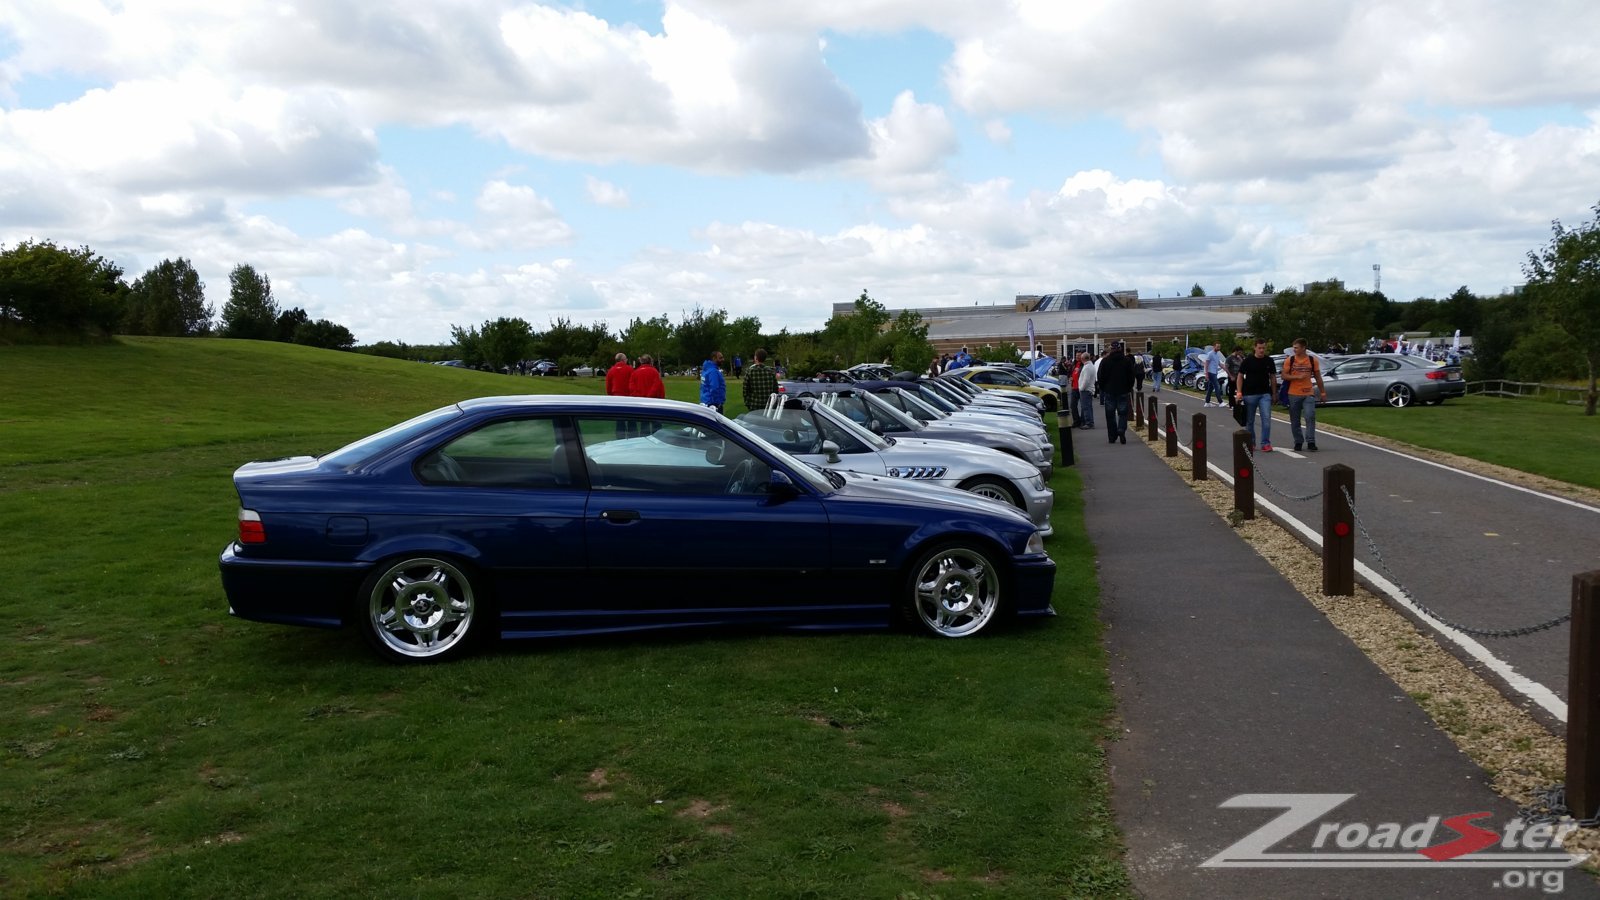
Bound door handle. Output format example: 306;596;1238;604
599;509;640;523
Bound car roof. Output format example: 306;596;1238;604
456;395;713;415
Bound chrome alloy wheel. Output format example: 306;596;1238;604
963;478;1021;509
911;547;1001;637
1385;383;1414;408
368;558;475;660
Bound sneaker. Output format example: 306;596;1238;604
1120;434;1127;444
1307;443;1318;452
1293;442;1302;452
1261;442;1273;452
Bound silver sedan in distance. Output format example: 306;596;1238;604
1319;353;1466;407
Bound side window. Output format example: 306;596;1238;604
970;372;996;384
1332;359;1374;376
812;413;869;454
416;418;570;488
1371;359;1401;372
576;418;773;495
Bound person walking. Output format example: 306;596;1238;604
1096;341;1135;444
1224;346;1244;407
629;354;665;399
1150;353;1163;393
1203;342;1226;406
700;350;728;414
1068;352;1085;427
1234;339;1277;452
1132;353;1146;394
732;354;744;379
1281;338;1327;452
1076;352;1098;430
742;348;778;412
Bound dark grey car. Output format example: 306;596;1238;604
1320;353;1466;407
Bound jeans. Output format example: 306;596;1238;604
1152;374;1161;392
1288;395;1318;446
1102;392;1130;438
1076;389;1095;427
1068;389;1081;425
1241;393;1272;446
1204;373;1225;405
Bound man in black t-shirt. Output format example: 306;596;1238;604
1235;339;1278;451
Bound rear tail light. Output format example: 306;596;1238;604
238;508;266;544
1425;371;1447;380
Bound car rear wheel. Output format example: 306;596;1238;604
359;557;483;663
1384;383;1414;408
903;543;1003;638
958;476;1022;510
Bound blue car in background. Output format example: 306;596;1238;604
219;396;1056;663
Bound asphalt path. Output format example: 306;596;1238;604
1136;386;1600;718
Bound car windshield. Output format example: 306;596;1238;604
809;402;891;450
894;389;948;420
859;391;922;431
924;381;968;405
321;405;464;467
717;416;837;493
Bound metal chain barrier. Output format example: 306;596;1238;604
1340;485;1572;639
1518;784;1600;829
1241;443;1323;502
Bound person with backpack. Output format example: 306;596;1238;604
1281;338;1328;452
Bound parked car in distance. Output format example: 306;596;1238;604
931;375;1047;415
811;390;1054;479
570;364;599;377
945;366;1061;411
1318;353;1465;407
736;397;1053;536
220;396;1056;662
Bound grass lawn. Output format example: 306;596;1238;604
1313;395;1600;490
0;338;1128;897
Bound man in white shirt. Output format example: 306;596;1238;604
1203;342;1226;406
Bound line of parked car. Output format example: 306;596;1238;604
1165;351;1465;408
219;367;1069;663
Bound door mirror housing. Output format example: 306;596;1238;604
821;440;841;464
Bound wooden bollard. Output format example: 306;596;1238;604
1147;395;1158;442
1134;391;1145;429
1233;428;1254;519
1164;404;1178;457
1191;412;1207;480
1568;571;1600;819
1322;464;1356;596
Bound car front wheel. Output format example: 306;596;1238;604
1384;383;1414;408
359;557;483;663
903;543;1003;638
959;475;1022;510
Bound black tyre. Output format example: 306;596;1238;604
958;476;1023;511
1384;383;1414;408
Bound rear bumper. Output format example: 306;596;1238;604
219;543;365;629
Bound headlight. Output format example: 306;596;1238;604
1030;475;1045;491
1025;532;1046;555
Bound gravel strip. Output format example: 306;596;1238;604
1140;434;1600;855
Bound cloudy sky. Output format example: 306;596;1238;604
3;1;1598;344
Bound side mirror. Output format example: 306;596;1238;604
821;440;841;464
767;470;800;497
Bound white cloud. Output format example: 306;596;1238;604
584;176;630;208
457;180;574;251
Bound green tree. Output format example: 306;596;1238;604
276;306;310;342
124;258;211;336
449;323;484;366
1523;202;1600;414
885;309;934;374
822;290;892;365
723;315;763;366
1190;283;1206;297
1231;286;1246;295
293;319;356;351
479;317;535;371
220;264;279;340
0;240;128;340
675;306;729;367
1247;285;1376;352
620;315;677;369
1261;282;1275;294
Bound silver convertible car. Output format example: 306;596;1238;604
736;398;1054;536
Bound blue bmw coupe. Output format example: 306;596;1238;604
220;396;1057;663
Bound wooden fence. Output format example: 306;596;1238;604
1465;380;1590;405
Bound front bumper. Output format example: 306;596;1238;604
1010;554;1057;616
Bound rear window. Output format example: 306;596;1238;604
321;406;463;467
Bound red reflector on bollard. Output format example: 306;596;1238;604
1196;441;1205;450
1239;468;1250;478
1334;522;1350;537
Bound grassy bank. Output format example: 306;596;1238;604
0;337;1126;897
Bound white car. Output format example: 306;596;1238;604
736;398;1053;536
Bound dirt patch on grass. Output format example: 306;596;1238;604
85;705;118;723
882;801;912;819
676;799;726;819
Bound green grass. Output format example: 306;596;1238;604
1314;395;1600;490
0;337;1129;897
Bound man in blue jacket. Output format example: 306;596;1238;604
700;350;727;414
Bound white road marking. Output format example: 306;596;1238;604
1275;448;1306;459
1159;427;1569;722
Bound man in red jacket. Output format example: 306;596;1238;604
605;352;634;397
629;354;665;399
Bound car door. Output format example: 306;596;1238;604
572;414;833;630
1323;358;1373;403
